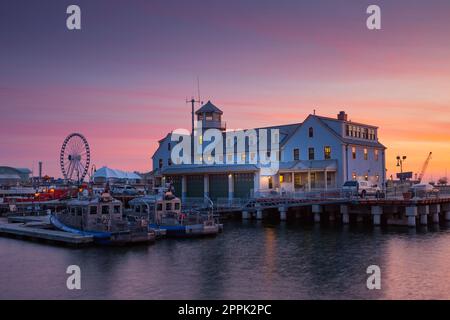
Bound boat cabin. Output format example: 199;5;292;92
58;193;124;231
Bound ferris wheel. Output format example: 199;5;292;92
60;133;91;182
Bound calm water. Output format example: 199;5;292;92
1;221;450;299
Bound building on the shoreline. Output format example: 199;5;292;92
152;101;386;200
0;166;32;186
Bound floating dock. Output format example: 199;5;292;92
0;220;93;246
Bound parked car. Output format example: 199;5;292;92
111;185;139;196
342;180;383;198
409;183;439;198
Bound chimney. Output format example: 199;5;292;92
337;111;348;121
38;161;42;180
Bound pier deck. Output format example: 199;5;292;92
0;223;93;246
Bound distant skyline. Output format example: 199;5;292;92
1;0;450;180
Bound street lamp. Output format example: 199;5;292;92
396;155;407;181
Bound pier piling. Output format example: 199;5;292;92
419;205;429;225
279;207;287;221
340;205;349;224
312;205;322;223
406;206;418;227
371;206;383;226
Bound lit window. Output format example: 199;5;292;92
352;147;356;160
352;172;357;180
250;152;255;161
324;146;331;160
199;135;203;145
241;153;246;162
364;173;369;181
364;148;368;160
374;149;379;161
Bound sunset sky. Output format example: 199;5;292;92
1;0;450;180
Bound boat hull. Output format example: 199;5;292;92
50;215;155;245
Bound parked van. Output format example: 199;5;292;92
342;180;382;198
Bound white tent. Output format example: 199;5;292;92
92;166;142;184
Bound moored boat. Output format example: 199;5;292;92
128;189;221;238
50;192;155;245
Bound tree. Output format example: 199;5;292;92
438;177;448;186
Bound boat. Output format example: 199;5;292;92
127;188;221;238
50;192;155;245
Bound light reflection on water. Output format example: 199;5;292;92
0;221;449;299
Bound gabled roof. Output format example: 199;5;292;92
315;115;378;129
195;101;223;115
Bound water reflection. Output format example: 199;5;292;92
1;221;449;299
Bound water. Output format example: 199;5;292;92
1;221;450;299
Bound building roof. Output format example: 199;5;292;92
314;115;378;129
92;166;142;180
0;166;32;175
195;101;223;115
314;116;386;149
161;164;258;175
279;159;338;171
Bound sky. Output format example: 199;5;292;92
1;0;450;180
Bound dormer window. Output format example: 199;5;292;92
309;127;314;138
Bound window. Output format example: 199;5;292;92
308;148;315;160
352;172;357;180
268;177;273;189
174;202;180;210
158;159;163;169
89;206;97;215
364;173;369;181
324;146;331;160
165;202;171;211
293;148;300;161
309;127;314;138
101;205;109;215
241;153;246;162
345;125;350;136
114;205;121;214
352;147;356;159
267;151;271;158
374;149;379;161
199;135;203;145
364;148;368;160
168;159;172;166
168;143;171;151
157;203;162;211
250;152;256;162
205;113;213;121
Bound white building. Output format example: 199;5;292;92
152;101;386;200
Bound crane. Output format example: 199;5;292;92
417;152;432;183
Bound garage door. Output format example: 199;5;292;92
186;175;204;198
208;174;228;200
233;173;254;199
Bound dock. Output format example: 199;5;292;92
0;219;94;246
236;194;450;227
